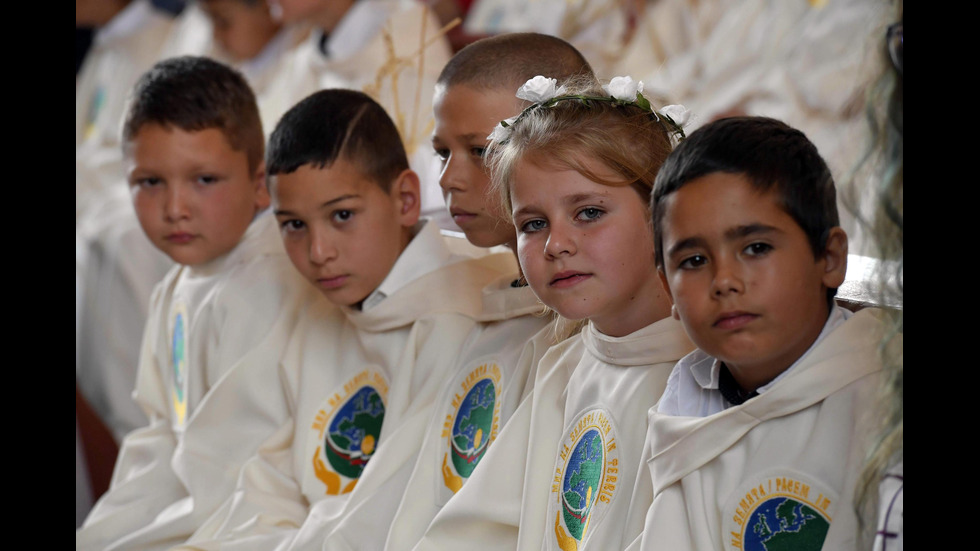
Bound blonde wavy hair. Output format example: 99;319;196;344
486;76;677;340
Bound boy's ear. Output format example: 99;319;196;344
820;227;848;289
658;268;679;319
253;161;271;211
391;169;422;227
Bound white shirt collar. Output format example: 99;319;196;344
660;305;852;416
360;219;452;311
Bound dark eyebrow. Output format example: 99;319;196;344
667;236;708;259
725;223;780;240
274;194;360;217
667;224;781;258
320;194;359;208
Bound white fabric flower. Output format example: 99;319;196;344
661;104;691;127
487;116;518;142
516;76;566;103
603;76;644;102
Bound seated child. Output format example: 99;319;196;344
418;76;695;551
197;0;309;127
631;116;886;550
288;32;597;551
179;89;516;550
76;56;316;551
257;0;453;228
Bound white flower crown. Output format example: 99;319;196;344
488;75;690;143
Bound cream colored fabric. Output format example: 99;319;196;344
76;212;315;551
629;309;888;551
291;277;551;551
181;253;517;550
417;318;694;551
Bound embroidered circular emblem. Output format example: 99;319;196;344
325;386;385;478
451;377;496;477
549;408;619;551
437;358;502;502
724;470;837;551
307;369;389;496
170;302;188;425
561;428;603;540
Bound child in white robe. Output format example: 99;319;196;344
76;0;310;451
629;116;885;550
280;33;597;551
418;76;695;551
76;57;316;551
176;89;517;551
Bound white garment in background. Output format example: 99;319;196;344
180;243;516;550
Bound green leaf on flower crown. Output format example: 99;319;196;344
634;93;652;113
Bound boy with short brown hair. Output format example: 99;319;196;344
77;56;315;551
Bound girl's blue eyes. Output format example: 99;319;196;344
577;207;603;221
521;219;547;233
519;207;605;234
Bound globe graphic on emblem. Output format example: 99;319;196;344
325;386;385;479
450;378;496;477
560;428;604;540
171;312;186;401
744;497;829;550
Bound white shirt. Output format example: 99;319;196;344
361;220;454;311
657;305;852;417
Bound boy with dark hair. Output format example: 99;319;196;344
77;56;315;551
631;117;889;550
180;88;516;550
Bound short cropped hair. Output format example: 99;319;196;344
652;117;839;270
267;89;409;190
437;32;595;93
123;56;264;172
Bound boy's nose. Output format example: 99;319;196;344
711;260;745;297
165;185;190;221
438;154;467;193
309;229;338;265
